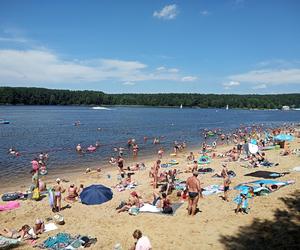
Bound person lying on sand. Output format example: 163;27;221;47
117;191;143;213
187;152;195;161
0;224;34;240
127;163;144;171
185;160;198;173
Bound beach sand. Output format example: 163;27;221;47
0;139;299;249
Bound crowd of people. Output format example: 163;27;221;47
3;123;298;249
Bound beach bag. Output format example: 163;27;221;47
1;192;21;201
128;207;140;216
32;188;40;200
162;206;173;214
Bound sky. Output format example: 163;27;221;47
0;0;299;94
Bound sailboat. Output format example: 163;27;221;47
226;105;229;110
180;104;183;109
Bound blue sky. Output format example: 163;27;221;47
0;0;299;94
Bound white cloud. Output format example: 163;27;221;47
153;4;178;20
252;84;267;89
0;37;28;43
0;49;194;85
223;81;240;87
156;66;179;73
123;81;136;86
181;76;198;82
200;10;210;16
168;68;179;73
229;68;300;85
156;66;166;71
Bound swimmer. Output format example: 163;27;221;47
76;144;82;152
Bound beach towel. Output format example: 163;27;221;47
116;183;137;192
28;223;58;236
244;171;287;179
198;168;214;174
1;192;21;201
139;203;183;216
198;156;211;165
41;233;96;249
292;166;300;172
42;233;73;249
202;185;223;196
0;201;20;211
0;236;20;249
175;183;186;191
234;179;294;195
139;204;162;213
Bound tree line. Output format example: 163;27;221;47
0;87;299;109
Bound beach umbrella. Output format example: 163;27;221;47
80;184;113;205
274;134;294;142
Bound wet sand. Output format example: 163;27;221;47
0;138;299;249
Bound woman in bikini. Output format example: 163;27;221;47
53;178;65;212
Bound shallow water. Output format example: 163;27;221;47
0;106;299;184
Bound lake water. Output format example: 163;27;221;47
0;106;299;185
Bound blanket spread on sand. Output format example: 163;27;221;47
139;203;183;215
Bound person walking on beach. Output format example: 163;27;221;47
133;143;139;158
186;171;201;216
53;178;65;212
153;160;161;189
223;176;231;202
117;156;124;174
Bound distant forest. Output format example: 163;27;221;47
0;87;299;109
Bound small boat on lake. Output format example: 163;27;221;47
0;119;10;124
91;106;111;110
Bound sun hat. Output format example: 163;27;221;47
53;214;65;225
56;178;61;183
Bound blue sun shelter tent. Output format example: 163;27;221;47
274;134;294;142
80;184;113;205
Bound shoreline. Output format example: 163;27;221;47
0;134;299;249
0;143;207;193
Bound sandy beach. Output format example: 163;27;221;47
1;136;299;250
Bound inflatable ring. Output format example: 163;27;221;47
39;170;48;176
198;156;211;165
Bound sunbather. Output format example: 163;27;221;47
117;191;142;213
64;184;78;202
33;219;45;235
0;225;34;240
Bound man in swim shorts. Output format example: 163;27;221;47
186;171;201;216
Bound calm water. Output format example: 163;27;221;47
0;106;299;184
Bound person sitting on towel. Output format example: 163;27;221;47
33;219;45;235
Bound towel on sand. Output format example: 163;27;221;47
139;203;183;216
